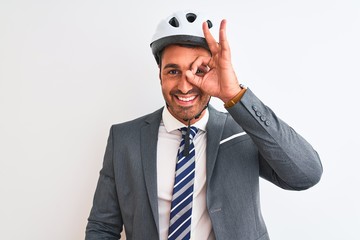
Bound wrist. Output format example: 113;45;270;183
224;84;247;108
221;85;242;103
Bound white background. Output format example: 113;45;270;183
1;0;359;239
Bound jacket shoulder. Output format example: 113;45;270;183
111;107;163;130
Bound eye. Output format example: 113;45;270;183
196;69;204;75
195;66;207;76
168;69;179;75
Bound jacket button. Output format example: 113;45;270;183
260;116;266;121
256;111;262;117
265;120;271;126
252;105;258;111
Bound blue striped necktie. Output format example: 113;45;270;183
168;126;199;240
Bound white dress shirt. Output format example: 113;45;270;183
157;106;215;240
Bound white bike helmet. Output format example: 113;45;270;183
150;10;219;64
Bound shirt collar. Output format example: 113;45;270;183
162;106;208;133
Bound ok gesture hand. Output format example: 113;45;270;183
186;20;242;103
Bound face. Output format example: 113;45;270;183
159;45;211;124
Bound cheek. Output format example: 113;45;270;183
161;82;172;98
161;80;174;93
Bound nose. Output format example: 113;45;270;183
177;74;193;94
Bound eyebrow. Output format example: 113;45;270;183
163;63;180;70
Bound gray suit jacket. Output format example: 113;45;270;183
86;89;322;240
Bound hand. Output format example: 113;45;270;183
186;19;241;103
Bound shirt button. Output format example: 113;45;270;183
252;105;258;111
265;120;271;126
256;111;262;117
260;116;266;121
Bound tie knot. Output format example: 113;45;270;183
180;126;198;140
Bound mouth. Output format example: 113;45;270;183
174;95;198;105
178;95;196;102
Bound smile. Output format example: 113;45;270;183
177;96;196;102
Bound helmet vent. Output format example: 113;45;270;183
206;20;213;29
186;13;197;23
169;17;179;27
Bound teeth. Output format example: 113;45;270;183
178;96;196;102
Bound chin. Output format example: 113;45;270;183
177;109;202;121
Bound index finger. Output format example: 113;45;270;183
202;21;219;54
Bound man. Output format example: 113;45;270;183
86;10;322;240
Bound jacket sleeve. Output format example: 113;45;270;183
85;126;123;239
227;88;323;190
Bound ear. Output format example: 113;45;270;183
158;67;162;85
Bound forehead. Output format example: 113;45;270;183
161;45;211;65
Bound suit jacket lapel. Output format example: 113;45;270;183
140;108;163;234
206;106;227;183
